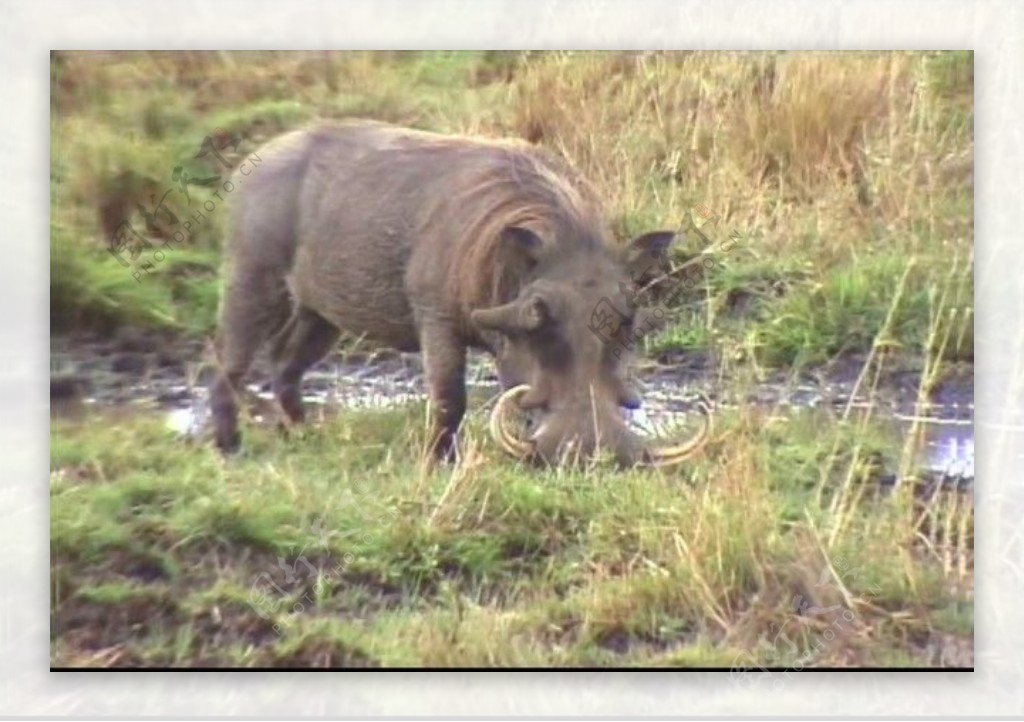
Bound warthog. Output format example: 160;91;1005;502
211;120;708;466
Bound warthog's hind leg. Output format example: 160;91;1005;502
210;268;291;453
269;305;340;424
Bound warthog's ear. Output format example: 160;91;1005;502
623;231;676;287
471;295;549;335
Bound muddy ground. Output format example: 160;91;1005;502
50;328;975;485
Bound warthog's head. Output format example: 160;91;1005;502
470;226;710;468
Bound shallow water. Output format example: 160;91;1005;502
53;339;973;484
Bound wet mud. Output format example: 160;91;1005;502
50;331;974;486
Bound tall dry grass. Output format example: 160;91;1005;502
52;50;972;364
506;51;970;264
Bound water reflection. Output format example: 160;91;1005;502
55;349;974;484
49;344;974;483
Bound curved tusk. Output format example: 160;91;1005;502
645;394;713;468
489;384;536;460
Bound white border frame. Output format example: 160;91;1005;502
15;0;1018;716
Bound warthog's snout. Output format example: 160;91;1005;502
489;385;711;468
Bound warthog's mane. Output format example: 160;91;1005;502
413;135;610;313
301;119;610;321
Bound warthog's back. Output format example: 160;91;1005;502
257;120;606;349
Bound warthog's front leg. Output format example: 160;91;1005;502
418;322;467;463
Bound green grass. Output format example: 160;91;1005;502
50;217;221;334
51;397;972;668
